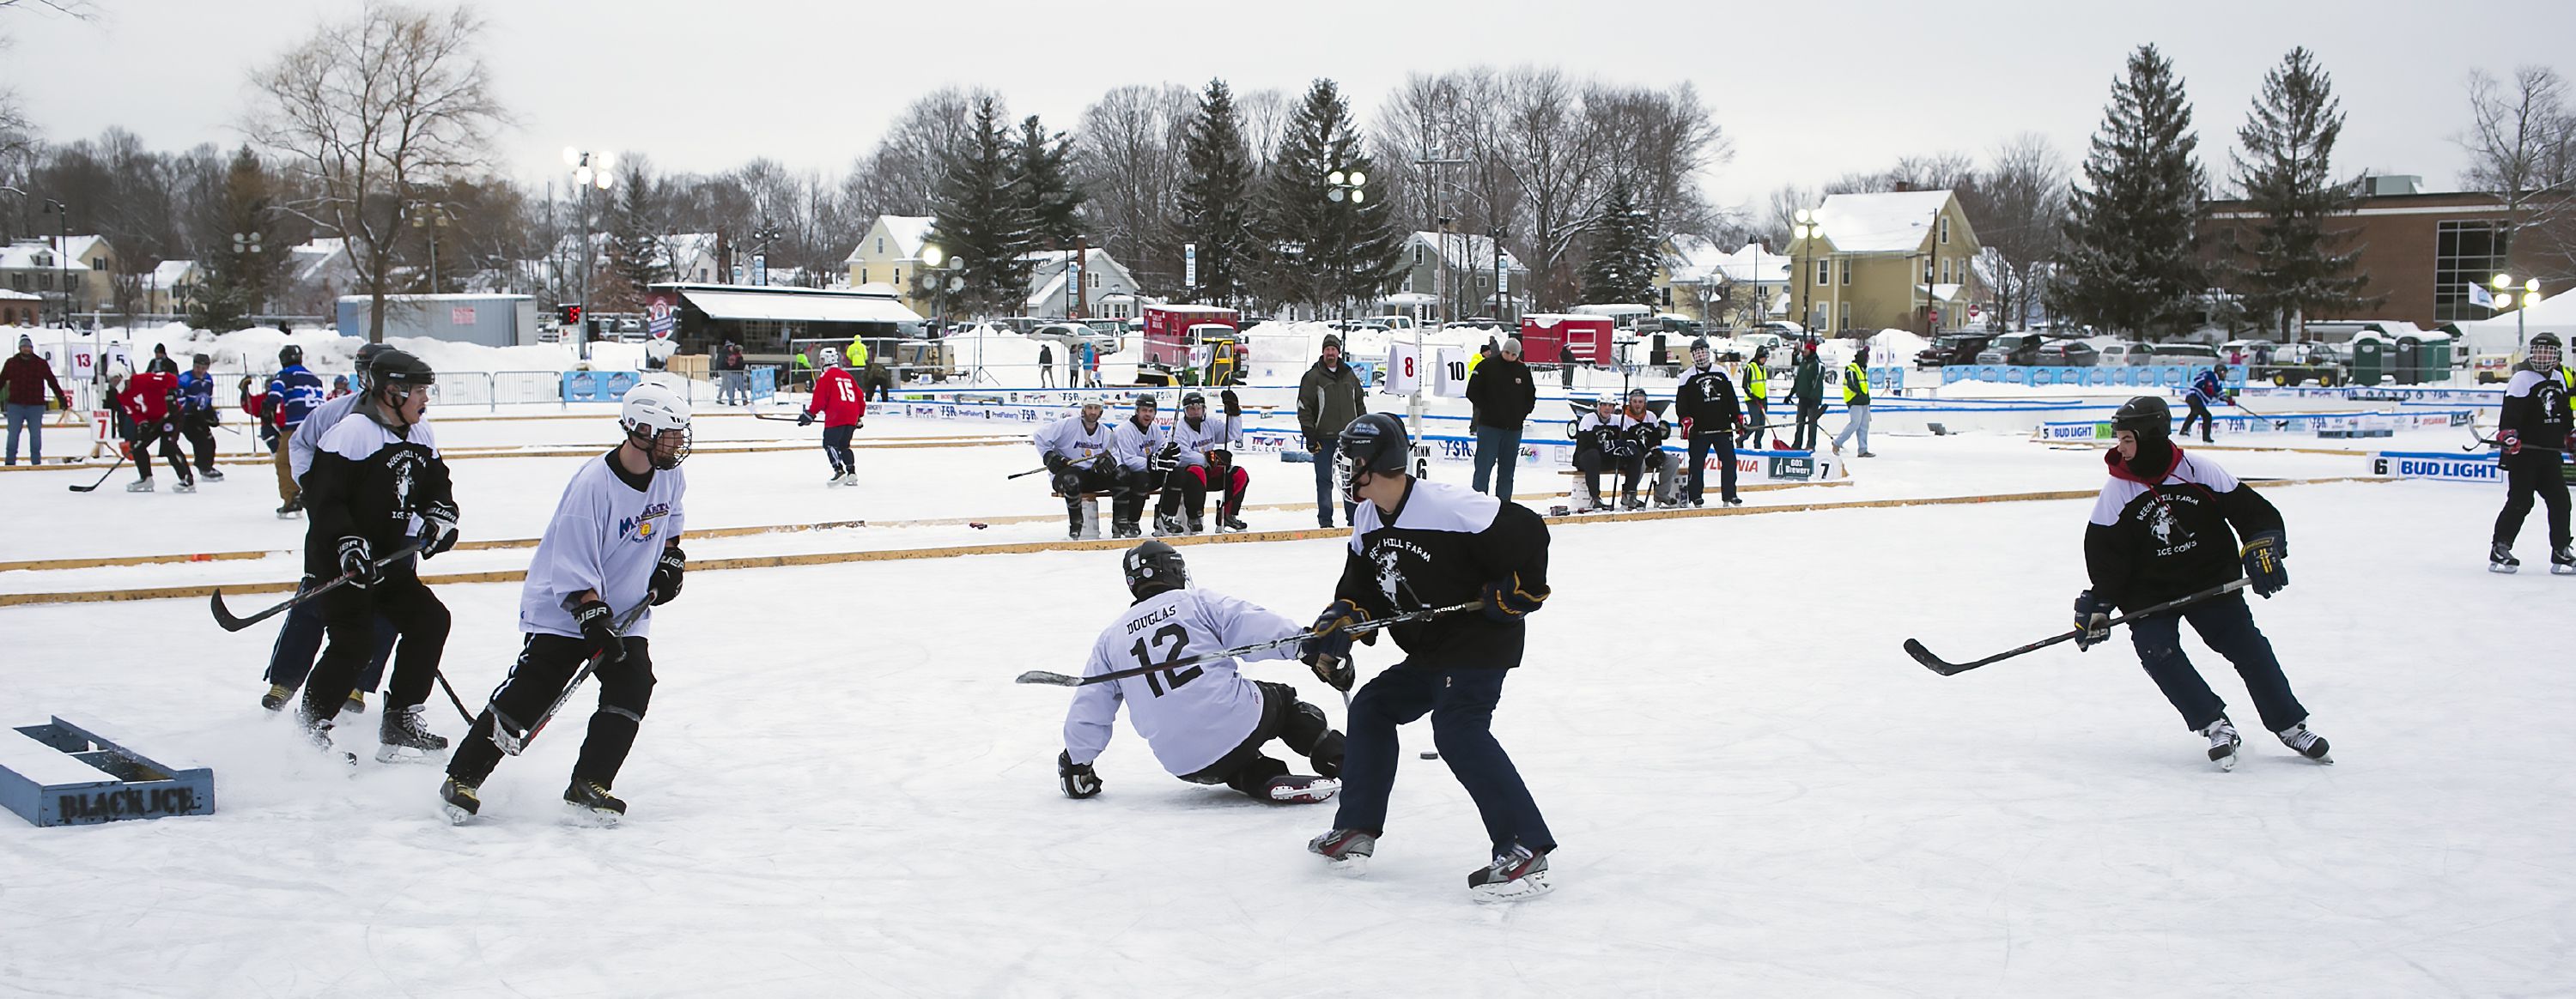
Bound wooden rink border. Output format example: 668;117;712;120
0;476;2386;609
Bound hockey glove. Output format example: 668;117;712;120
650;546;686;605
2500;430;2521;456
1300;599;1364;689
2072;590;2115;651
1057;750;1103;799
1220;389;1241;417
572;598;625;663
1680;417;1694;439
1151;442;1182;474
1044;452;1072;475
1480;572;1547;622
796;410;816;427
2240;530;2288;598
337;536;379;589
415;503;459;560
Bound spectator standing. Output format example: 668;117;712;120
1464;337;1535;500
1790;341;1825;451
3;333;72;465
1038;342;1055;387
1297;334;1369;528
1737;346;1772;447
1832;345;1875;457
1674;338;1745;507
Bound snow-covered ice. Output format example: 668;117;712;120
0;394;2569;996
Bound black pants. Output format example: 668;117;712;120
1574;449;1642;506
821;424;855;475
301;569;449;721
129;427;191;483
2494;458;2573;549
2129;592;2307;735
1112;468;1155;527
182;419;218;472
1686;433;1738;504
2180;397;2215;441
449;633;657;790
1158;464;1206;519
1793;402;1825;450
1054;465;1125;533
1178;681;1342;797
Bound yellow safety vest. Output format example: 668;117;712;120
846;337;870;368
1467;351;1487;377
1841;364;1869;403
1744;361;1768;401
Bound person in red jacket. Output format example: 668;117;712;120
4;333;74;465
118;357;194;493
798;346;866;486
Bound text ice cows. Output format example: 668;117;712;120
2370;451;2500;482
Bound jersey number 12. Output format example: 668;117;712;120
1129;624;1200;697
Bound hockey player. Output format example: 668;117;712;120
1675;339;1745;507
1108;394;1170;540
1619;388;1682;509
2075;396;2331;771
260;342;398;712
174;354;225;481
1056;541;1345;804
2179;366;2227;444
1569;396;1633;513
1157;391;1251;535
296;348;460;764
1035;401;1121;540
2488;331;2572;574
798;347;866;486
441;383;690;826
265;344;326;517
1301;412;1557;902
117;355;192;493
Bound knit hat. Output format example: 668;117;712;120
1321;334;1343;352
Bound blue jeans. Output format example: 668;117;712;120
2129;593;2308;734
264;592;396;696
4;402;44;464
1310;438;1354;527
1832;403;1870;452
1334;664;1552;856
1471;424;1522;499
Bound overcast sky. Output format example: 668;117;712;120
8;0;2573;212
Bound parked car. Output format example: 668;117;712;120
1973;333;2043;366
2252;342;2345;386
2032;341;2100;366
2148;342;2222;366
2219;338;2279;365
2093;342;2152;366
1917;333;1996;367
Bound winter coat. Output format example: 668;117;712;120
1464;356;1536;430
1297;360;1368;447
1792;354;1824;407
2;352;70;408
2083;445;2282;610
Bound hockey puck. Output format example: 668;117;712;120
1419;751;1439;760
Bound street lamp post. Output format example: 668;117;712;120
40;198;71;329
231;230;265;318
407;201;453;293
1792;209;1823;337
2492;272;2543;352
562;147;617;347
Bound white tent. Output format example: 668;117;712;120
2451;292;2575;354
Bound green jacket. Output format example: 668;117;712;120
1791;354;1823;405
1297;360;1368;446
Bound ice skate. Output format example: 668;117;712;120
1151;512;1185;537
563;778;626;826
1307;828;1375;875
1262;776;1340;804
2202;717;2243;772
200;467;225;481
259;683;291;711
2553;545;2575;576
295;705;357;766
837;470;858;487
171;478;197;493
125;479;153;493
2490;542;2519;574
1187;516;1205;535
275;500;303;519
1222;514;1248;532
374;704;449;764
2275;723;2333;764
1467;844;1553;903
439;777;481;825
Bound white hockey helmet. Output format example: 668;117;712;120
818;346;841;366
620;381;693;469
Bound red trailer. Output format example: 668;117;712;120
1140;305;1242;370
1518;313;1614;366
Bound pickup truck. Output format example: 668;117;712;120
1917;333;1995;367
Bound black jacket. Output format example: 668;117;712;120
2498;364;2571;471
2082;445;2281;610
1334;479;1550;669
1465;356;1536;430
1674;362;1741;436
303;414;458;579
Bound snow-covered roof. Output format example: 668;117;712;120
0;288;39;300
846;215;938;263
1809;190;1955;254
1409;232;1522;272
1666;236;1790;286
1916;282;1965;303
289;239;349;284
0;236;108;270
1020;248;1135;308
150;260;198;288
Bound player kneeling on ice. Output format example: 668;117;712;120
1057;541;1347;804
440;383;691;826
1301;412;1558;903
2075;396;2331;772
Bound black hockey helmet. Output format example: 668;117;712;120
2530;330;2561;363
1335;412;1410;503
1122;540;1188;599
2111;396;2172;441
1133;393;1157;411
279;343;303;367
352;342;392;393
1182;391;1206;409
370;348;436;392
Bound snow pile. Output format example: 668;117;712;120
1814;329;1930;369
106;324;581;376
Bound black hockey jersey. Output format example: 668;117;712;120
304;410;456;577
1674;362;1741;433
2498;364;2571;471
1334;479;1550;669
2083;445;2280;610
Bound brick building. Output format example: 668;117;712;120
2201;177;2569;329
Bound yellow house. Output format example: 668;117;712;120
1656;235;1792;329
1783;190;1981;336
842;215;938;318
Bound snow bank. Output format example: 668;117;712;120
61;324;583;376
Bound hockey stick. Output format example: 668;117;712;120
2226;398;2287;431
431;668;477;726
208;542;424;633
1014;601;1484;687
489;601;653;756
66;453;130;492
1903;578;2251;676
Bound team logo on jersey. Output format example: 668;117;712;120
385;449;428;513
1366;538;1429;605
619;502;672;542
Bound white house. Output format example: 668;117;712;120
1394;231;1526;322
1659;236;1792;327
1019;248;1139;319
144;259;203;315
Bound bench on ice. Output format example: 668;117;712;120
1050;486;1163;540
0;714;216;827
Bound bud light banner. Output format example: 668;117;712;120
2369;451;2500;482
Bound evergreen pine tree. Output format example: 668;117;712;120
1011;114;1085;251
2226;46;2376;336
934;97;1034;315
2052;44;2207;338
601;161;665;311
190;146;281;333
1577;179;1657;305
1178;79;1258;306
1255;79;1404;316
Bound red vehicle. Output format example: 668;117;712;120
1141;305;1242;371
1516;313;1615;366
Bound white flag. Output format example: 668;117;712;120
1429;347;1470;397
1384;342;1422;396
2467;283;2496;310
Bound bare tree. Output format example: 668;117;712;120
1071;83;1193;292
2458;67;2576;277
247;3;507;341
1756;183;1820;249
1971;133;2069;330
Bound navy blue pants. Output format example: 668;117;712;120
821;424;855;475
2129;592;2308;734
1471;424;1522;499
264;583;396;694
1334;664;1553;857
1310;438;1354;528
1686;433;1738;504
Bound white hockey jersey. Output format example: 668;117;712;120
1109;415;1170;472
1168;414;1241;468
1033;415;1114;466
1062;587;1305;777
289;391;366;482
519;451;688;640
